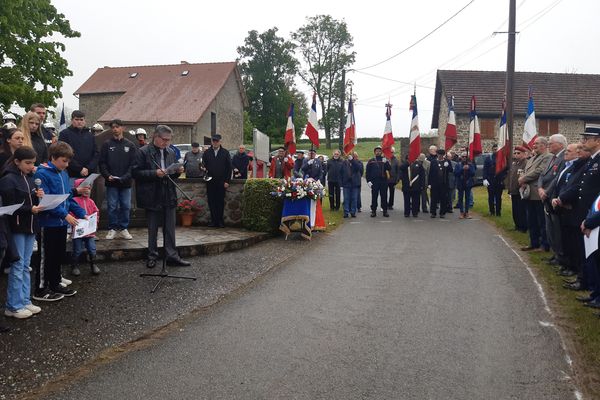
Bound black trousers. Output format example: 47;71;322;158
387;183;396;208
37;226;67;291
510;194;528;232
403;191;420;216
328;182;341;210
146;208;178;261
561;225;583;274
430;187;449;216
207;181;226;225
370;182;388;212
487;185;504;215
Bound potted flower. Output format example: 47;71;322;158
176;199;202;226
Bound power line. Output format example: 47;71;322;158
355;0;476;71
351;70;435;89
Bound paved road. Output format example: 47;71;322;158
49;189;577;399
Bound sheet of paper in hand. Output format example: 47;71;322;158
165;162;184;174
38;194;70;210
79;173;100;187
0;202;24;216
72;212;98;239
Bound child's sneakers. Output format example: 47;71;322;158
105;229;117;240
119;229;133;240
5;308;33;319
32;288;65;302
52;286;77;297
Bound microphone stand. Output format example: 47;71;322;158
140;153;197;293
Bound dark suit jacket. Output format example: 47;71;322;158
202;146;232;183
553;158;587;227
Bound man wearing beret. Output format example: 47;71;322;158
202;134;232;228
366;145;391;217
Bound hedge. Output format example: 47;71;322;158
242;178;283;234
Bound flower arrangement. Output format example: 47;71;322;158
176;199;202;214
271;178;326;201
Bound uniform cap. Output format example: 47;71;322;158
2;122;17;130
2;113;16;121
43;122;56;130
583;124;600;136
211;134;222;141
92;123;104;131
514;145;528;152
136;128;147;136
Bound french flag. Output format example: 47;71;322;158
443;96;457;152
468;96;482;161
305;92;320;148
381;103;395;159
59;103;67;132
408;94;420;163
284;103;296;155
523;87;537;149
495;98;509;175
343;98;356;155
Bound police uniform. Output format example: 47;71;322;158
399;159;424;217
366;147;392;217
428;151;453;217
570;124;600;296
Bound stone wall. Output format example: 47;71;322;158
176;178;245;227
79;93;124;125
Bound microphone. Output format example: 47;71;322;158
34;178;42;191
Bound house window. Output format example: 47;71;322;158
211;112;217;135
479;118;496;140
538;119;559;136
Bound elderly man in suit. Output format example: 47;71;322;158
538;133;567;263
519;136;554;251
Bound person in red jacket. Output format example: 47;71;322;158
269;147;294;179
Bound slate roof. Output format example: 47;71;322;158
432;70;600;128
75;62;246;125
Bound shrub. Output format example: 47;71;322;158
242;178;282;234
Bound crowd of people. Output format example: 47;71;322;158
2;103;600;330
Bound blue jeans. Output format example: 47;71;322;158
106;186;132;230
72;237;97;262
343;187;358;215
457;188;473;213
6;233;35;311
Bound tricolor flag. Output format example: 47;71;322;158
408;94;420;163
343;98;356;155
284;103;296;155
495;97;509;175
381;103;395;159
468;96;482;161
59;103;67;132
304;92;320;148
523;87;537;149
443;96;457;152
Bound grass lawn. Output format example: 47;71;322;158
321;196;343;232
471;186;600;398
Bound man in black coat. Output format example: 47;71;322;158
202;134;232;228
231;144;250;179
550;143;587;279
429;149;453;218
483;145;508;216
58;110;99;180
366;145;391;217
326;150;343;211
132;125;189;268
399;156;424;218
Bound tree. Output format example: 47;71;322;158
292;15;355;149
0;0;80;112
237;27;307;146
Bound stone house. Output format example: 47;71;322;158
431;70;600;152
74;61;247;148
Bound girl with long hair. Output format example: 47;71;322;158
19;112;48;166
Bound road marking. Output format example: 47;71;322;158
349;222;361;224
379;221;392;223
497;234;581;399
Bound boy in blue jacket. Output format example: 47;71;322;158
32;142;86;301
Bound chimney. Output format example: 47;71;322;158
181;61;189;64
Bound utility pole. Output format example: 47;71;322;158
506;0;516;153
338;69;346;151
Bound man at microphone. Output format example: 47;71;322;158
132;125;190;268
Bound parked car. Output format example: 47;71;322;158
174;143;192;160
473;153;492;186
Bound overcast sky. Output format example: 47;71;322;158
51;0;598;141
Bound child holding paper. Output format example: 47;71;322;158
69;178;100;276
33;142;85;301
0;147;44;318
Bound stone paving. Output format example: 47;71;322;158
91;226;270;262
